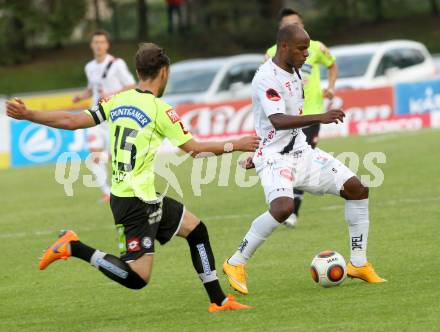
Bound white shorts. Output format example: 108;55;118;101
87;122;110;152
255;147;356;204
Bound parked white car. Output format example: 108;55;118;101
163;54;263;107
321;40;437;89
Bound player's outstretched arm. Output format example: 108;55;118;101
72;88;92;103
6;98;96;130
269;109;345;130
179;136;261;157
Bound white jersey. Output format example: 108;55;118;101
252;59;308;159
85;54;135;107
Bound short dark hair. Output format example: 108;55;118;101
91;30;110;42
276;24;307;46
278;8;302;22
135;43;170;80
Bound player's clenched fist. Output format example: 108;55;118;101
234;136;261;152
6;98;31;120
320;109;345;124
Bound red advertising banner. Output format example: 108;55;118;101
349;113;431;135
175;100;254;139
330;86;395;122
173;86;430;140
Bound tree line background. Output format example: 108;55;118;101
0;0;439;66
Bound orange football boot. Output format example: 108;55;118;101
223;260;249;295
208;294;252;313
347;261;387;283
39;230;79;270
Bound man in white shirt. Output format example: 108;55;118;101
73;30;136;202
223;25;386;295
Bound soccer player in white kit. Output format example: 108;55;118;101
73;30;136;202
223;25;386;295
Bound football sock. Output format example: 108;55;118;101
70;241;146;289
186;222;226;306
228;211;280;266
293;189;304;216
345;199;369;267
90;161;110;196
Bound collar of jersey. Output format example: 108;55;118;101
135;88;154;95
95;54;112;66
269;58;295;79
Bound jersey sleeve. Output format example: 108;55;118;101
256;76;286;117
83;98;112;125
316;42;335;68
156;104;192;147
85;64;93;90
115;59;136;87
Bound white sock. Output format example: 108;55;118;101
91;162;110;196
90;250;105;268
228;211;280;265
345;199;369;267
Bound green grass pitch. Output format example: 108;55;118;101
1;129;439;331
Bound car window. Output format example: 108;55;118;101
375;48;426;77
219;63;259;91
164;68;219;95
375;51;400;77
321;53;373;79
398;48;426;68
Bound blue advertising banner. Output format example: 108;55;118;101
395;79;440;115
11;120;89;167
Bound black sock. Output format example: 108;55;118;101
70;240;95;262
204;280;227;305
70;241;146;290
92;253;147;289
293;189;304;216
186;222;226;305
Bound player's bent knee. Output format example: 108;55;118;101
128;274;148;289
100;254;148;290
126;254;153;287
350;183;369;200
360;185;369;199
269;197;295;222
177;210;200;238
341;177;369;200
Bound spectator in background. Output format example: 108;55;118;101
166;0;184;34
72;30;136;203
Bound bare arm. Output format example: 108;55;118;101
269;110;345;131
179;136;260;157
73;88;92;103
323;62;338;99
6;98;96;130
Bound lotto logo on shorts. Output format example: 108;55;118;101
127;237;141;252
166;109;180;124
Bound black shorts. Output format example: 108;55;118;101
110;194;184;261
302;123;321;148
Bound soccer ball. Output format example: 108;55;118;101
310;251;347;288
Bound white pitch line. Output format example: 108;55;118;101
0;196;439;240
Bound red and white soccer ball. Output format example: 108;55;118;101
310;251;347;288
